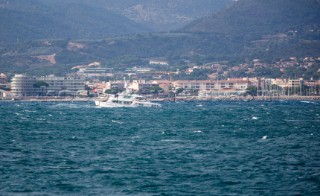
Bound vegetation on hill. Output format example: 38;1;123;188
182;0;320;36
99;0;233;31
0;0;232;44
0;0;149;44
1;32;319;79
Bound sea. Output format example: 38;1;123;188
0;100;320;195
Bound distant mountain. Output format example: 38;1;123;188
182;0;320;36
0;0;149;44
97;0;233;31
1;0;319;77
0;0;232;44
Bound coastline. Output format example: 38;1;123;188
196;95;320;101
1;97;94;102
2;95;319;102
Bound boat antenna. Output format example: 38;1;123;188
124;77;130;94
124;77;127;89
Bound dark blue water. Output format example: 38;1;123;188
0;100;320;195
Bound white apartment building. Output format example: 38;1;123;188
11;74;85;96
173;79;249;92
77;67;113;77
149;60;169;66
131;80;159;93
11;74;38;96
37;75;85;93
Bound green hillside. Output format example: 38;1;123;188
183;0;320;36
0;0;319;78
0;0;149;44
96;0;233;31
0;0;232;44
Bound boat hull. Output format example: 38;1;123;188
95;100;161;108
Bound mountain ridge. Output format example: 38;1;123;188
0;0;319;78
182;0;320;36
0;0;148;44
0;0;232;44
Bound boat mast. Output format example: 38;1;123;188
124;77;130;94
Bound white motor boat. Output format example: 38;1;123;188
95;78;161;108
95;93;161;108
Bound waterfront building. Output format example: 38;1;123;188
304;80;320;95
94;82;108;94
174;79;250;97
37;75;85;95
198;89;247;97
151;80;172;92
11;74;86;97
0;73;8;83
0;90;12;98
288;79;303;88
11;74;38;96
173;79;249;92
271;78;291;89
105;81;125;91
132;80;159;94
0;73;10;94
0;74;12;98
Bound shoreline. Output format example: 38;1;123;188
1;97;94;102
1;95;320;102
196;95;320;101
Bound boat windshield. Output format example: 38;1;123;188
123;95;132;99
135;97;147;101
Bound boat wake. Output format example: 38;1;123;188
111;120;124;124
300;101;317;104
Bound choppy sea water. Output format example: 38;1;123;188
0;100;320;195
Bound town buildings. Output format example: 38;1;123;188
149;60;169;66
131;80;159;94
10;74;85;97
0;73;10;90
3;55;320;98
173;79;250;96
77;67;113;77
7;73;320;98
37;75;85;96
0;73;8;84
0;73;11;98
